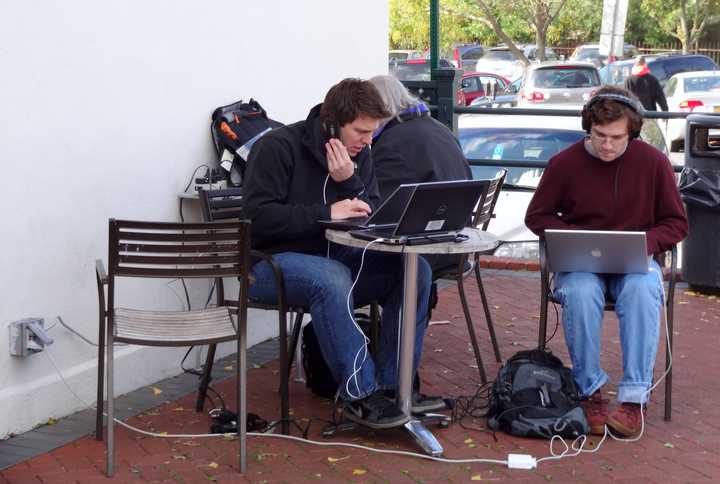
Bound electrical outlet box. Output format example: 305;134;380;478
9;318;54;357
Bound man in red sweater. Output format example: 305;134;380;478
525;86;687;437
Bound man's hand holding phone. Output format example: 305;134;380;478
330;198;371;220
326;138;354;182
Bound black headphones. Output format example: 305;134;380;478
581;93;644;140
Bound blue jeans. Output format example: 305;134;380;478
248;245;432;401
553;259;664;404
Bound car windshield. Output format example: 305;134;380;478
458;128;584;187
483;50;515;61
684;76;720;93
532;67;600;88
576;48;599;60
388;59;452;81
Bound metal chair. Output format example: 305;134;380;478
538;239;677;421
431;169;507;383
95;219;252;475
197;187;379;434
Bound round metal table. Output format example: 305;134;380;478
325;227;499;455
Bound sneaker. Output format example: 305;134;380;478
383;390;447;413
343;391;409;429
580;390;608;435
607;403;645;437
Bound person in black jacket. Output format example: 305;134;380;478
243;79;440;429
624;56;668;111
369;75;472;280
369;75;472;201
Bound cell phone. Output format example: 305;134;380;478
324;121;339;140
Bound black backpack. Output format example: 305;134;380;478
301;314;375;400
487;349;588;439
301;321;338;400
210;98;283;186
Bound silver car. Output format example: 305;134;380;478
517;62;600;106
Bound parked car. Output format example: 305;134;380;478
457;112;668;245
475;45;559;81
388;49;423;63
569;43;638;67
601;53;719;88
450;43;485;72
517;62;601;106
469;78;522;107
663;70;720;151
388;58;466;105
460;72;510;105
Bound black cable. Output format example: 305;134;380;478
180;347;202;375
204;280;217;309
180;278;191;311
180;346;226;410
451;381;493;428
179;164;212;223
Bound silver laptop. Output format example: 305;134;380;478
544;229;650;274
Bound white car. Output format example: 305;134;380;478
663;70;720;151
475;45;558;82
516;62;600;107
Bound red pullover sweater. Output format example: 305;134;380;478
525;139;688;255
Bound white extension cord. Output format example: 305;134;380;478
40;260;673;471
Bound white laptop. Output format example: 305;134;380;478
544;229;650;274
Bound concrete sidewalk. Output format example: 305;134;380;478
2;269;719;483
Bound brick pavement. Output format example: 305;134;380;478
2;270;720;483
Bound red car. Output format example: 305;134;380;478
460;72;511;105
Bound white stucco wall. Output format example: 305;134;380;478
0;0;388;439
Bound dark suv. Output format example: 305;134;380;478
601;53;719;87
450;43;485;72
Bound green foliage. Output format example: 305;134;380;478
388;0;720;52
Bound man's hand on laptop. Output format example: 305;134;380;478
331;198;371;220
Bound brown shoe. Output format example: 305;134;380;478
607;403;645;437
580;390;608;435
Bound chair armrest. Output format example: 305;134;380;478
249;249;288;306
96;259;108;285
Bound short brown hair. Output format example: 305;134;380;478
581;85;643;138
320;78;391;127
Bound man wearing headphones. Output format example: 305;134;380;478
243;78;436;429
525;86;687;437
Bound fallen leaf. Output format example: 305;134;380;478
151;387;163;396
327;456;350;463
464;437;474;444
46;418;58;425
172;455;187;460
434;348;443;352
664;442;674;448
684;291;699;296
471;475;483;481
429;320;451;326
352;469;367;475
172;407;185;411
159;432;168;436
208;462;219;468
